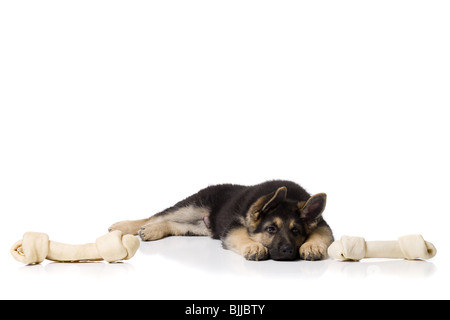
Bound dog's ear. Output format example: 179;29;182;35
299;193;327;225
249;186;287;221
262;186;287;212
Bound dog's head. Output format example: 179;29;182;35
246;187;327;260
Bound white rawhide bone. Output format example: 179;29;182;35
328;234;437;261
10;230;140;264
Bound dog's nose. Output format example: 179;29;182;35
279;244;294;257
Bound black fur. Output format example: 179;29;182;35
157;181;308;238
110;180;333;261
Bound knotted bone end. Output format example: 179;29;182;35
10;232;50;265
96;230;140;262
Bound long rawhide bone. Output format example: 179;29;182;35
10;230;140;264
327;234;437;261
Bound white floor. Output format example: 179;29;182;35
2;234;446;300
1;1;449;301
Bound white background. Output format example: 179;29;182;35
1;1;449;300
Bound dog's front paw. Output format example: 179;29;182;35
241;243;269;261
300;242;328;261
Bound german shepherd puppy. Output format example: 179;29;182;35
109;180;333;261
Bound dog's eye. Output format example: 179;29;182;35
265;226;277;234
291;228;299;234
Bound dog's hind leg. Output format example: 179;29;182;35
138;205;211;241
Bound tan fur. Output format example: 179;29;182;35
139;205;211;240
108;186;332;261
109;205;211;241
261;186;287;211
249;230;272;248
273;217;283;229
108;218;150;235
246;194;271;231
250;217;306;257
297;200;307;209
223;226;269;261
299;224;334;260
288;219;296;229
246;186;287;232
298;193;327;232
